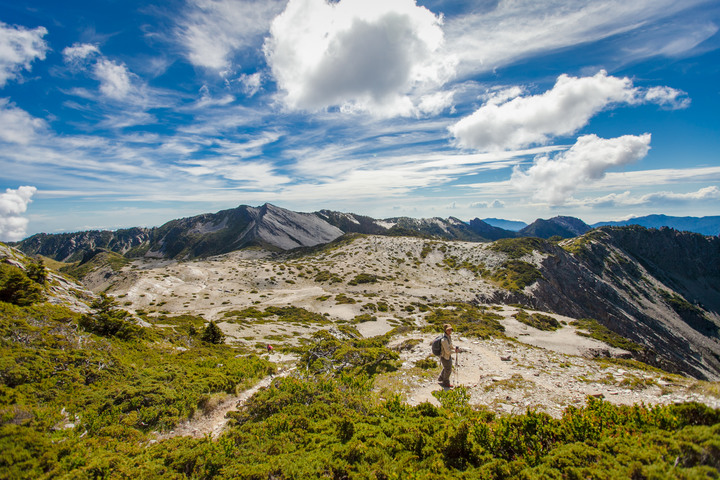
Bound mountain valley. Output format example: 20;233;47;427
3;205;720;478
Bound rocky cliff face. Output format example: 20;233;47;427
476;227;720;380
16;228;151;263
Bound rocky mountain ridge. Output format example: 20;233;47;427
594;214;720;236
476;228;720;379
13;204;604;262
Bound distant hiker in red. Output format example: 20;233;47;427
438;324;457;388
267;344;274;353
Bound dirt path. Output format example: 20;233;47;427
387;328;720;418
156;365;295;440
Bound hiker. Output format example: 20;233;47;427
438;324;458;388
267;344;274;354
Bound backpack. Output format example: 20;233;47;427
431;334;445;356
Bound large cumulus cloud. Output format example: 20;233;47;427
264;0;455;117
449;71;688;151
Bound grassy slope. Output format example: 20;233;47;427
1;299;719;479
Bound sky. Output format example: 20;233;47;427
0;0;719;241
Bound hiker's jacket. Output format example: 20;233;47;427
440;335;453;360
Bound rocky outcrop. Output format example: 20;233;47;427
476;227;720;380
16;228;151;263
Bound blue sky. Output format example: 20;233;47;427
0;0;719;240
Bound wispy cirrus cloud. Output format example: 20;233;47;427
62;43;138;102
443;0;717;77
0;98;47;144
0;21;48;87
584;186;720;207
176;0;284;73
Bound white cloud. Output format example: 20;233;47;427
510;133;651;205
0;22;48;87
470;199;504;208
444;0;714;77
0;98;46;144
644;86;691;109
265;0;456;117
0;185;37;241
177;0;284;73
62;44;137;101
239;72;262;96
94;59;133;100
62;43;100;66
588;186;720;207
449;71;688;151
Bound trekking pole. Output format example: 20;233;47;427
454;348;459;386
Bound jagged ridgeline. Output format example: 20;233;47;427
13;204;602;262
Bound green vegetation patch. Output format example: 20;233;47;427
335;293;357;305
2;298;720;479
658;289;718;337
314;270;342;283
301;326;401;376
490;237;550;259
514;310;561;331
351;314;377;324
415;356;437;369
60;250;130;279
155;313;206;328
571;318;645;352
485;260;543;291
223;306;329;324
348;273;380;286
424;302;505;339
0;263;44;306
0;300;273;457
484;373;534;392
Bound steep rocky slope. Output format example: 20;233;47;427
477;228;720;379
17;204;344;261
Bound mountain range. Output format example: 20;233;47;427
14;203;718;262
6;202;720;379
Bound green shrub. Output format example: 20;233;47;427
25;260;47;285
571;318;644;352
490;237;550;259
415;356;437;370
0;263;43;306
351;314;377;323
424;303;505;339
485;260;543;291
514;310;561;331
348;273;379;286
201;321;225;344
79;293;143;339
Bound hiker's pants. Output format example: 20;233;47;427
438;356;452;385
